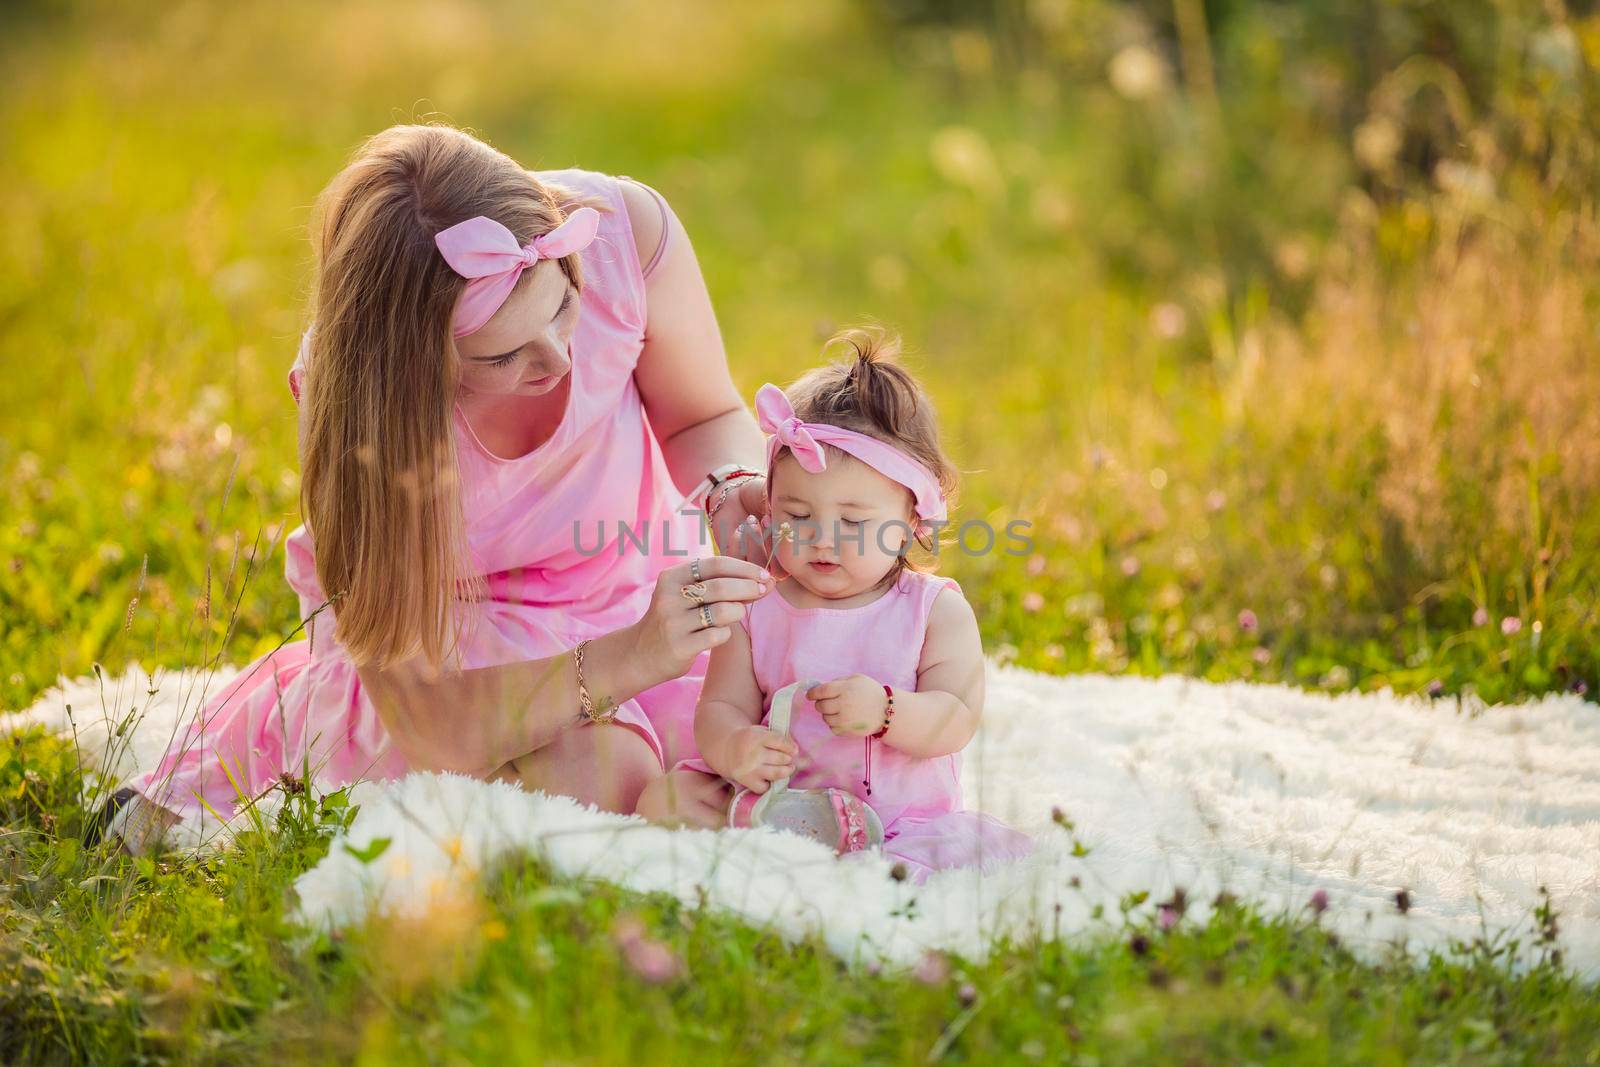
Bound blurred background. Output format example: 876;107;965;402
1;0;1596;708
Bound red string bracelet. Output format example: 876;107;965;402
863;684;894;796
873;684;895;738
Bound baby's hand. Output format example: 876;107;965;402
807;674;888;737
723;724;798;794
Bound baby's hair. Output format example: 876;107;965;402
778;327;958;578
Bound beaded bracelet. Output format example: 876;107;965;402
863;684;896;796
697;464;763;515
872;684;895;738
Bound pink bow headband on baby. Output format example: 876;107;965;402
433;207;601;339
755;383;948;528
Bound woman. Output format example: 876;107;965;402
100;124;773;851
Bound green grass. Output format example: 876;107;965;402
3;0;1599;1061
5;729;1597;1064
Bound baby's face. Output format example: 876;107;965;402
768;451;915;599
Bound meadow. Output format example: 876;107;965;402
2;0;1598;1061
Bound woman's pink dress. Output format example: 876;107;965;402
130;169;711;825
678;568;1034;882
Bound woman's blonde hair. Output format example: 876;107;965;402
778;328;959;584
298;123;599;670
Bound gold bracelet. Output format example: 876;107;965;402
572;639;618;725
707;474;758;526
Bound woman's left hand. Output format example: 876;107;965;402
808;674;889;737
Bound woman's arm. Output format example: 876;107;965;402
354;556;769;777
620;179;769;552
355;623;648;778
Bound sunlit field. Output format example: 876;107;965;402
3;1;1598;1061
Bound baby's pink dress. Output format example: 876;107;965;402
681;568;1034;882
130;169;711;825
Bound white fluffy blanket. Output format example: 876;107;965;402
7;661;1598;980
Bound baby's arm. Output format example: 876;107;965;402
694;622;797;793
883;586;985;758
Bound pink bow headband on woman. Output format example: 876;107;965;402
433;207;602;339
755;383;948;528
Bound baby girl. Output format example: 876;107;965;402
674;330;1033;882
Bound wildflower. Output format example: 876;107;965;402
1157;905;1178;932
1107;45;1169;101
1149;303;1186;340
1573;680;1589;697
1472;607;1489;627
1119;555;1140;577
929;126;1003;200
1425;679;1445;698
1501;616;1522;636
957;982;978;1006
1129;933;1150;957
611;914;686;985
1163;886;1188;916
1237;609;1258;633
913;950;950;986
1309;889;1329;915
1353;117;1401;173
1022;591;1045;613
1252;646;1272;665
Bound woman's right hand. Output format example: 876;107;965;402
625;556;772;690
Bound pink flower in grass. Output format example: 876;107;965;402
1237;609;1258;633
913;950;951;986
1472;607;1489;627
612;914;686;985
1501;616;1522;636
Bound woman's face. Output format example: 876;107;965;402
769;451;915;599
453;259;580;398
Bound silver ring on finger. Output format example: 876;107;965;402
698;604;714;629
690;557;703;582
